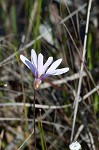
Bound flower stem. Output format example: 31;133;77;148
33;89;36;150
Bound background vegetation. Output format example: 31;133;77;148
0;0;99;149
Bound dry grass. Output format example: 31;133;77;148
0;0;99;149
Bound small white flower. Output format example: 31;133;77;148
69;141;81;150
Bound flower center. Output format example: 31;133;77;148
38;74;41;78
33;78;42;90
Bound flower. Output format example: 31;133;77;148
69;141;81;150
20;49;69;89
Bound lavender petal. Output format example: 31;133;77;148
38;53;43;76
53;68;69;75
43;57;53;73
20;55;36;76
31;49;37;68
40;71;55;79
46;58;62;74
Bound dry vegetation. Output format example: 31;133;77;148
0;0;99;150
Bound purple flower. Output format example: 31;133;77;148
20;49;69;89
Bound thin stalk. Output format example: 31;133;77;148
70;0;93;142
33;89;36;150
18;130;34;150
